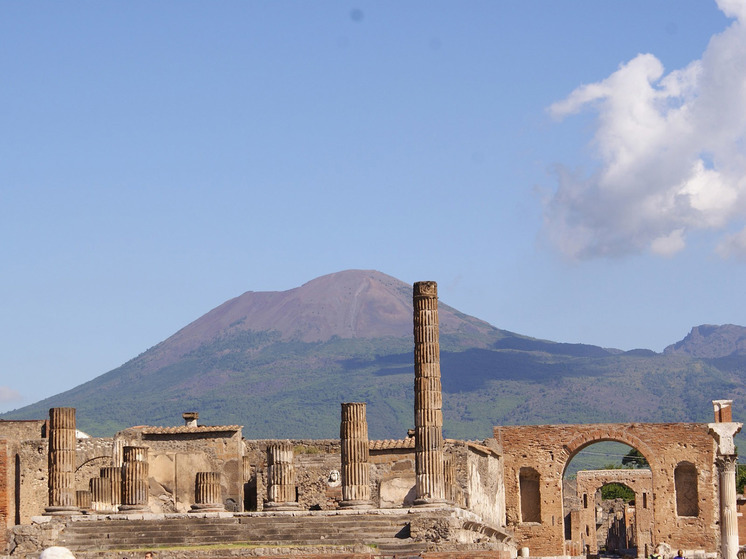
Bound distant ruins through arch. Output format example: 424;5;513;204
496;403;741;558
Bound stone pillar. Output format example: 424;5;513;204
412;281;446;505
89;476;113;513
709;412;742;559
46;407;79;514
120;445;149;512
100;466;122;510
76;490;91;511
443;454;455;504
190;472;225;512
720;455;739;559
265;441;299;510
340;402;373;508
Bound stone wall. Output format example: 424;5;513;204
117;426;244;513
0;420;48;527
496;422;719;557
244;440;342;511
462;441;504;529
0;439;8;550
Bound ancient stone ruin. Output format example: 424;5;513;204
0;281;742;559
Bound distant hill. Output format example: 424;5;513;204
664;324;746;358
3;270;745;440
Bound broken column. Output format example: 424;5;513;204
265;441;300;510
413;281;446;505
89;476;113;513
191;472;225;512
76;490;91;511
120;445;150;512
340;402;373;508
100;466;122;511
45;407;79;514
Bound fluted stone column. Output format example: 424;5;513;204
709;406;742;559
443;454;455;504
46;407;79;514
120;445;149;512
413;281;446;505
100;466;122;510
191;471;225;512
340;402;373;508
90;476;113;512
76;490;91;511
265;441;300;510
720;455;739;559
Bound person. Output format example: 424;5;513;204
674;550;685;559
144;553;154;559
650;547;662;559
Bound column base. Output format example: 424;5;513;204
190;503;226;513
413;498;447;507
44;506;79;516
264;501;301;511
339;500;374;509
118;504;150;513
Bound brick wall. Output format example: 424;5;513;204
495;422;719;557
0;438;8;553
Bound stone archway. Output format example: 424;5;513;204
494;422;721;557
573;468;653;557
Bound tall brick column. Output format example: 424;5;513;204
100;466;122;510
340;402;373;508
265;441;299;510
120;446;149;512
45;407;79;515
191;472;225;512
413;281;446;505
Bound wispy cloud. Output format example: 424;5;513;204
0;386;22;403
544;0;746;259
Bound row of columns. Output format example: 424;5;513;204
261;281;448;509
45;408;225;514
45;281;451;515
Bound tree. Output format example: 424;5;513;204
601;483;635;502
621;448;648;468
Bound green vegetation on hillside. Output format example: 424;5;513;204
4;328;746;441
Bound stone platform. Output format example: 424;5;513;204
8;507;513;558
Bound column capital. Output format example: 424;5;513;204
708;422;743;456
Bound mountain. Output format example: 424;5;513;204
664;324;746;358
3;270;746;440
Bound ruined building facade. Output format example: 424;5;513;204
0;282;741;558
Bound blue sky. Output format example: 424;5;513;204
2;1;745;412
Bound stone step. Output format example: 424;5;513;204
57;514;415;552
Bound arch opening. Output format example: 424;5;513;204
563;441;651;558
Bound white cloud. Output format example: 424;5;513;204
0;386;22;403
544;1;746;259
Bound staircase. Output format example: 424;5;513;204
53;511;426;555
